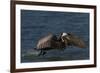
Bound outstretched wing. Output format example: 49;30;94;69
68;34;86;48
36;33;57;49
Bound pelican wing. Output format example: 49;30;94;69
36;33;57;49
68;35;86;48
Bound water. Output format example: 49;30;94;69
21;10;89;63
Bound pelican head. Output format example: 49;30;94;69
61;32;86;48
61;32;71;42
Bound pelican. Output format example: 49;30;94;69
34;32;86;55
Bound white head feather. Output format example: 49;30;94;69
62;32;68;37
61;32;70;41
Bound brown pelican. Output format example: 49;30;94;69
35;32;86;55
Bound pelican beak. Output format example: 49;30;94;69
65;36;70;40
61;36;70;42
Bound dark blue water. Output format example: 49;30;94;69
21;10;89;63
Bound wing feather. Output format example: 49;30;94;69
36;33;56;49
68;35;86;48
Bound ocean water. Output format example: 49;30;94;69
21;10;89;63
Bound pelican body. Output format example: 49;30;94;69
35;32;86;55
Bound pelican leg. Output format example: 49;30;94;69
38;50;46;56
42;51;46;56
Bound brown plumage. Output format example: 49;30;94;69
36;33;66;50
62;33;86;48
35;32;86;55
